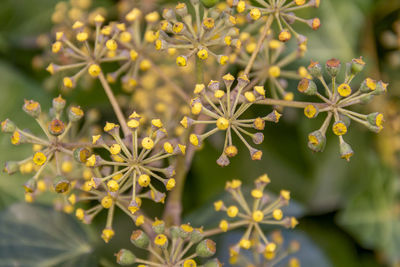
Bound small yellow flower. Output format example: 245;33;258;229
251;189;263;199
101;228;115;243
278;30;291;42
106;39;118;51
236;1;246;13
332;121;347;136
304;104;317;118
295;0;306;5
138;174;151;187
244;91;256;102
173;22;184;33
239;239;251;249
145;11;160;23
75;208;84;220
272;209;283;220
142;137;154;150
88;64;101;77
33;152;47;166
136;215;145;226
250;8;261;20
151;119;163;128
101;195;113;208
194;84;205;94
154;234;168;247
189;134;199;146
127;119;140;129
269;40;282;49
107;180;119;192
227;205;239;217
166;178;176;190
176;56;187;67
365;78;377;90
110;144;121;155
268;66;281;77
218;55;229;65
216;117;229;130
337;83;352;97
61;161;73;173
219;220;229;232
52;41;62;53
140;59;151;71
280;190;290;200
163;142;174;154
214;200;223;211
183;259;197;267
225;145;238;157
253;210;264;222
197;49;209;60
130;50;138;61
76;32;88;42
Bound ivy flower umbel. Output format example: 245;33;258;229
213;175;298;265
181;74;281;166
236;31;309;101
230;230;301;267
298;58;387;161
157;1;239;66
86;113;185;213
105;8;161;92
116;220;219;266
229;0;320;44
2;96;84;199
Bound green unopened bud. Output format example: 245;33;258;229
196;239;216;257
175;3;188;17
179;224;194;239
351;57;365;74
48;119;65;136
52;95;66;113
201;0;219;7
162;8;175;20
326;58;341;77
3;161;19;174
204;258;223;267
190;228;204;243
1;119;16;133
373;81;388;95
360;78;377;93
23;100;41;118
307;130;326;152
24;178;37;193
130;230;150;248
170;226;180;239
297;78;317;95
68;106;84;122
339;140;353;161
152;219;165;234
115;249;136;265
73;147;91;163
367;112;384;127
53;176;71;193
307;60;322;77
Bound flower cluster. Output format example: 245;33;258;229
299;58;387;160
2;96;85;202
67;113;187;242
213;175;298;264
116;221;219;266
181;74;281;166
157;1;239;66
228;0;320;43
236;30;309;101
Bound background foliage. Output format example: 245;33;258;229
0;0;399;266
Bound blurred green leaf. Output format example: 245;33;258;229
0;61;49;209
337;162;400;264
0;203;97;267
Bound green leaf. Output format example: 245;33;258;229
0;60;49;209
337;162;400;264
0;203;97;267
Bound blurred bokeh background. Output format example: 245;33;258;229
0;0;399;266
